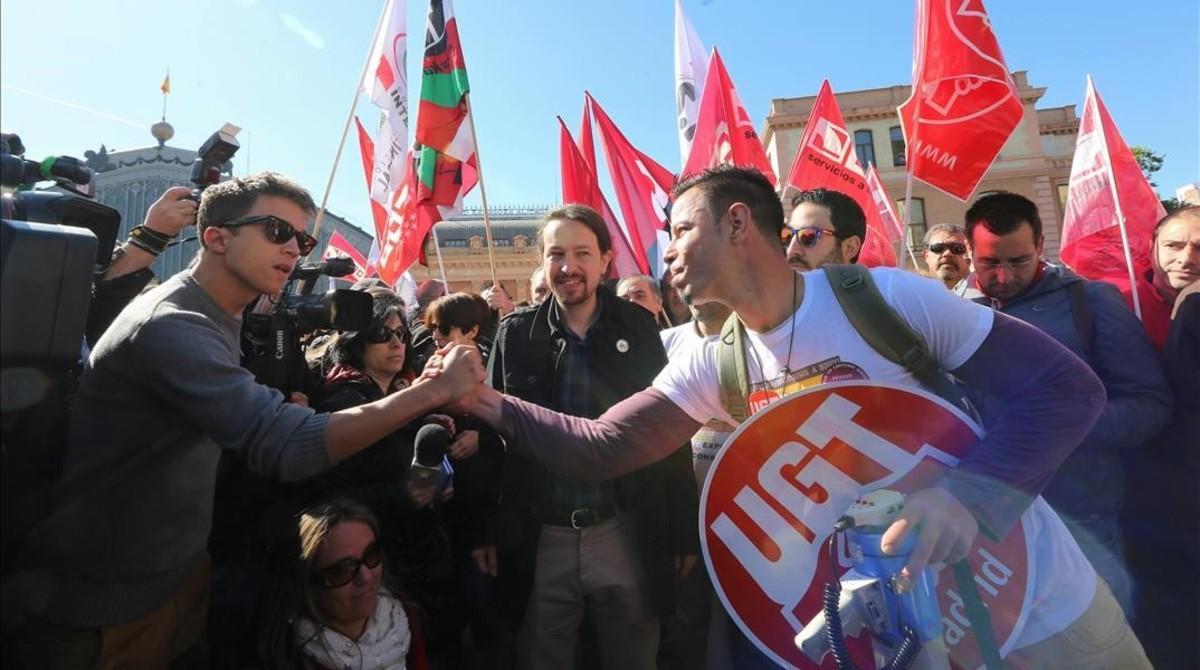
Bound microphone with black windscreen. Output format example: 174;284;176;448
410;423;452;496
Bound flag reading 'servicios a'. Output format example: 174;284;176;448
559;116;643;278
414;0;478;231
683;48;776;185
361;0;410;209
588;93;676;277
322;231;370;285
1061;76;1166;320
897;0;1023;201
674;0;709;167
785;80;896;266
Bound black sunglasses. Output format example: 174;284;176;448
780;227;838;248
364;325;408;344
217;214;318;256
427;323;455;336
929;242;967;255
312;541;382;589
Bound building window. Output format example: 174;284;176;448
889;126;906;166
854;129;876;168
896;197;927;249
1057;183;1069;213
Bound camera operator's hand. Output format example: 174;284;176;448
881;487;978;579
482;285;514;317
145;186;198;238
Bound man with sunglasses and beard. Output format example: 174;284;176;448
922;223;977;296
783;187;865;271
3;172;484;668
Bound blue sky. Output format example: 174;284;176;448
2;0;1196;236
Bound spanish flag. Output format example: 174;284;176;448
160;73;170;95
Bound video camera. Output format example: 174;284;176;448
241;257;373;397
1;132;120;381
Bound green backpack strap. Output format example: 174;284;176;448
717;312;752;425
823;264;975;418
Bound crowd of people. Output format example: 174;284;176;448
1;165;1196;670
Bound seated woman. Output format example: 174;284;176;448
259;497;428;669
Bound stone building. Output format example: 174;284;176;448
407;205;551;303
762;71;1079;259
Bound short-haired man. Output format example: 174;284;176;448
529;265;550;304
784;187;865;270
617;273;670;328
487;204;697;669
4;172;483;667
965;191;1172;618
922;223;975;295
440;166;1151;667
1133;205;1200;350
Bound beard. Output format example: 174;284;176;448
788;245;844;271
552;272;595;306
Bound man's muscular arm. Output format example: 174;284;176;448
463;384;701;480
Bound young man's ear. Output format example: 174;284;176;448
201;225;229;253
727;202;752;243
843;235;864;262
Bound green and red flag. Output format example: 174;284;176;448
414;0;478;231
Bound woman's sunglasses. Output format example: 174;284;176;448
780;227;837;249
312;541;382;589
217;214;318;256
364;325;408;344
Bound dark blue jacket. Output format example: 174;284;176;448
975;264;1172;517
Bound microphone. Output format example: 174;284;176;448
410;423;452;494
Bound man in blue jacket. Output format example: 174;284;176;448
965;191;1172;617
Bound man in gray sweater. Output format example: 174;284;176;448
3;172;484;667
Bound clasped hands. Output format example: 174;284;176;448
416;343;492;414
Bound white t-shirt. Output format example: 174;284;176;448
661;322;736;487
653;267;1094;651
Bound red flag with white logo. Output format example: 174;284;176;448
321;231;371;285
373;149;423;286
559;116;644;278
361;0;410;210
897;0;1024;201
785;81;896;267
588;93;676;277
867;163;904;244
683;47;776;185
1060;76;1166;319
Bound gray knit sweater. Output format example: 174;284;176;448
13;271;331;627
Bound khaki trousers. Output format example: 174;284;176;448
1007;575;1151;670
518;515;659;670
9;559;210;670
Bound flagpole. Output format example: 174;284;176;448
1086;76;1142;320
161;70;168;122
431;224;450;289
463;92;500;287
311;0;391;247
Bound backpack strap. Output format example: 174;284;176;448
822;265;975;418
1066;281;1095;360
717;312;752;425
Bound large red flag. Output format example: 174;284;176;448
354;116;389;240
785;80;897;267
897;0;1024;201
559;117;643;278
587;93;676;277
373;149;422;286
683;47;776;185
1060;76;1166;321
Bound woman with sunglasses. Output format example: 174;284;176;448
258;497;429;669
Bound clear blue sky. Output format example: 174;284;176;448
3;0;1197;236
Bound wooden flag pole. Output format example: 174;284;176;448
463;92;500;288
311;0;391;247
431;225;450;289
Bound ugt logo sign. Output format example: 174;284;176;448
805;118;863;177
701;382;1032;669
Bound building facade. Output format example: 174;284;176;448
407;205;551;303
762;71;1079;259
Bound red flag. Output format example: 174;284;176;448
1060;77;1166;320
683;47;776;185
867;164;904;244
373;149;424;286
785;80;897;267
559;117;644;278
587;93;676;277
354;116;389;240
321;231;371;285
897;0;1024;201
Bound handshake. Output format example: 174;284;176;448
415;343;493;414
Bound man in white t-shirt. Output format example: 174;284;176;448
437;166;1149;668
